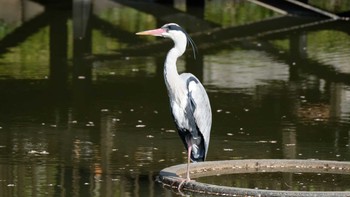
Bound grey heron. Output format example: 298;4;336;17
136;23;212;183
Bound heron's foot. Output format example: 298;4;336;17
177;177;194;192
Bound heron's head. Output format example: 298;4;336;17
136;23;197;58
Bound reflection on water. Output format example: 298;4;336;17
204;50;289;91
0;0;350;196
307;30;350;73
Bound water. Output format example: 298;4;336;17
198;172;350;191
0;0;350;196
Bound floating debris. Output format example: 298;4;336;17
227;133;233;136
78;76;86;79
101;109;109;112
136;125;146;128
256;140;277;144
223;148;234;152
285;143;296;146
146;135;154;138
165;129;176;133
216;109;222;113
112;118;120;122
86;122;95;127
28;150;49;155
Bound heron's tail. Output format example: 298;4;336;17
190;141;205;162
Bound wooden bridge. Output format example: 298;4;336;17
0;0;349;84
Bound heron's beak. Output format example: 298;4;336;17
136;28;166;37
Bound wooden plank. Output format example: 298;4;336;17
285;0;339;19
248;0;340;19
112;0;219;31
0;12;49;55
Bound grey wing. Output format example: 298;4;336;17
181;73;212;158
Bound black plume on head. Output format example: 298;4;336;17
162;23;198;59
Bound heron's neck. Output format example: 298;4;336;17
164;45;185;96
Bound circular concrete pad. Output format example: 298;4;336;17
158;159;350;196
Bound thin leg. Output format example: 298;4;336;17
186;145;192;181
178;143;192;192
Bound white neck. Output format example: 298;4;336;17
163;33;187;97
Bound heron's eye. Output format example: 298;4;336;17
164;24;182;32
167;25;173;31
167;25;178;31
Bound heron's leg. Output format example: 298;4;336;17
186;145;192;181
178;142;192;192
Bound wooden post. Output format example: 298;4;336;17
154;0;174;5
186;0;205;19
49;8;69;95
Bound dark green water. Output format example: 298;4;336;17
197;172;350;191
0;0;350;196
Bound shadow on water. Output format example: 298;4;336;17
0;0;350;196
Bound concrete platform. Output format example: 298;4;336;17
158;159;350;196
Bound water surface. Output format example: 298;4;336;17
0;0;350;196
